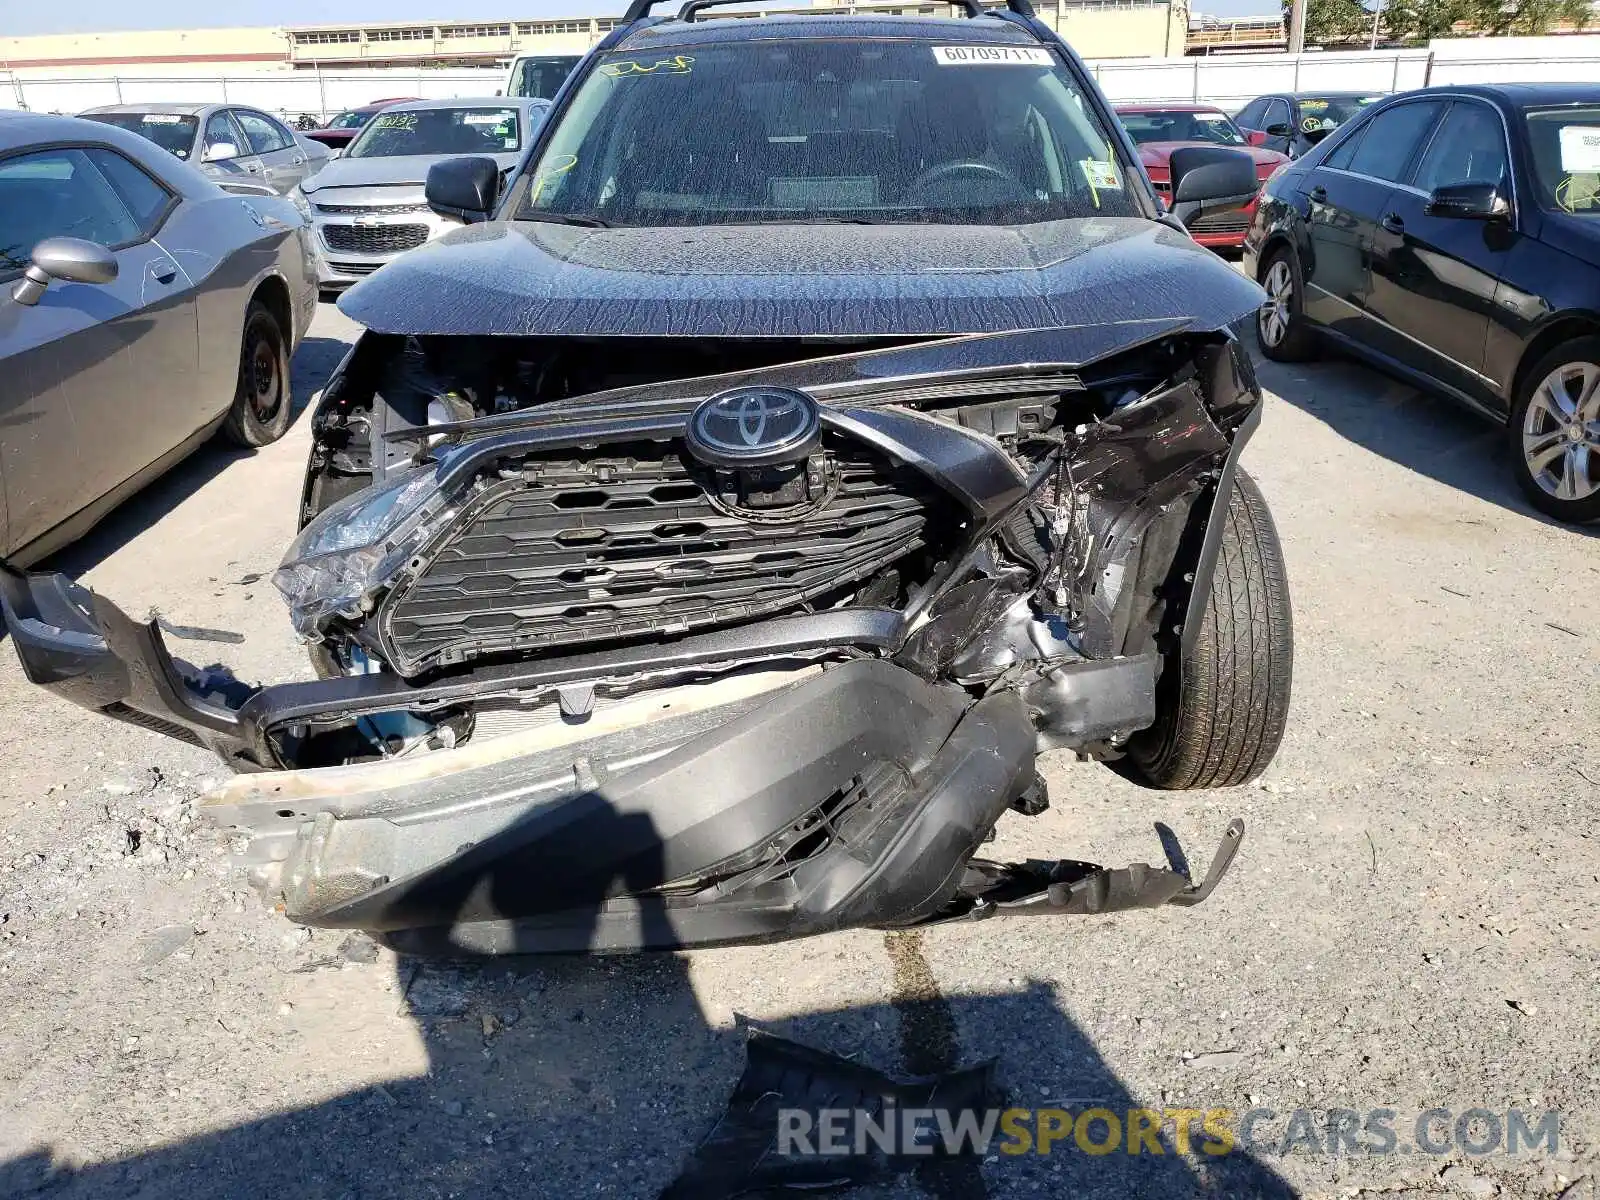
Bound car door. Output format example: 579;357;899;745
0;144;198;557
1258;98;1293;156
200;109;266;187
1364;98;1514;411
1298;99;1444;342
232;109;305;194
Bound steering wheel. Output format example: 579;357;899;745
902;160;1029;205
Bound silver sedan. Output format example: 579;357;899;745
0;110;317;564
290;97;549;289
79;103;331;195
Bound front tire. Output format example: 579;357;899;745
1509;338;1600;524
222;300;292;448
1255;246;1317;363
1122;470;1293;791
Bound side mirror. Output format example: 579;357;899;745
203;141;239;163
1245;129;1268;147
1426;181;1508;220
1166;146;1259;232
11;237;118;306
426;156;501;224
1263;122;1293;138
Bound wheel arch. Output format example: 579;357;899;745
249;272;295;349
1509;313;1600;418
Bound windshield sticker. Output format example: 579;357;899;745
1081;159;1121;190
600;54;694;77
1196;112;1230;123
933;46;1053;66
371;113;417;131
462;112;514;125
143;113;186;125
1558;125;1600;173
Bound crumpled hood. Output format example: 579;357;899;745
338;216;1265;338
303;152;519;194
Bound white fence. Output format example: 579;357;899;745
5;36;1600;121
0;70;505;122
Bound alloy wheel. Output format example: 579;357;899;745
1258;259;1293;349
1521;360;1600;502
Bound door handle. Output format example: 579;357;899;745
1307;185;1326;203
1380;213;1405;234
292;156;305;165
149;260;178;285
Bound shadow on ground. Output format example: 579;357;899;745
0;789;1294;1200
34;335;348;580
1254;353;1597;537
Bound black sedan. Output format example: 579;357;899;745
1234;92;1386;160
1244;83;1600;523
0;111;316;563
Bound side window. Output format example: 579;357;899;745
1412;100;1508;194
1348;101;1444;183
84;148;173;234
1236;100;1264;129
0;148;143;272
1323;123;1366;171
1263;99;1290;132
204;111;243;154
234;110;290;154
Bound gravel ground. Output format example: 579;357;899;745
1;301;1596;1200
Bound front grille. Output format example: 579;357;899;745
378;442;941;675
315;201;432;215
1188;210;1252;234
321;223;430;254
326;259;383;277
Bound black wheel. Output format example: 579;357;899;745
1509;336;1600;524
222;300;292;447
1255;246;1317;363
1122;470;1293;791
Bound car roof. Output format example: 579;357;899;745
617;13;1042;51
1407;81;1600;106
1116;103;1224;113
80;103;217;116
377;96;547;113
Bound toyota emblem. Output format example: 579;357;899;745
685;386;821;467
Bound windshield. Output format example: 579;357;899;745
1121;109;1245;147
346;106;522;158
328;110;372;130
517;38;1139;227
1526;106;1600;215
511;55;581;100
1297;95;1383;133
83;112;198;159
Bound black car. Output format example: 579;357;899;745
1245;83;1600;523
1235;91;1386;160
4;0;1290;956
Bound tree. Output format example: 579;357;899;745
1283;0;1378;44
1381;0;1591;41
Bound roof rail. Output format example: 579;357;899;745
624;0;1035;24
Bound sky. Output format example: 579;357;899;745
6;0;1270;37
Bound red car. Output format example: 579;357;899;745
1116;103;1288;249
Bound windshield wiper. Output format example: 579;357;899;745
528;213;613;228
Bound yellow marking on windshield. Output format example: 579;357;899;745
600;54;695;78
371;113;418;131
532;153;579;204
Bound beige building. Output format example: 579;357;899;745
1;2;1188;77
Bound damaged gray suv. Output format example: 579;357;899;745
2;0;1291;957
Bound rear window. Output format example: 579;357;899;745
1525;106;1600;215
346;106;523;158
1121;109;1246;147
83;112;198;160
518;37;1140;227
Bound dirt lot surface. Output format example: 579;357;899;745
1;301;1596;1200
